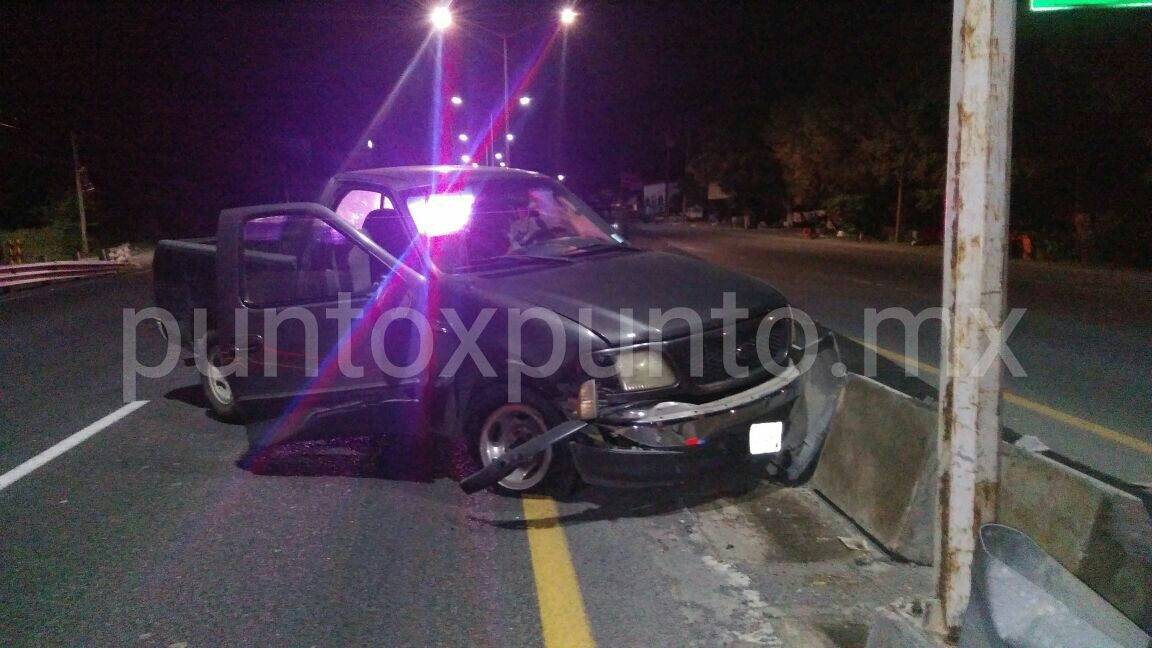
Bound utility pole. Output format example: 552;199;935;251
503;35;510;167
934;0;1015;639
488;114;495;166
663;138;672;219
71;131;89;256
894;172;904;243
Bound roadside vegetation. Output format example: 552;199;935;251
0;193;89;263
682;8;1151;269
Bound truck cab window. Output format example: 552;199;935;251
242;215;384;305
335;189;393;229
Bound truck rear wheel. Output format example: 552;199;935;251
200;345;241;422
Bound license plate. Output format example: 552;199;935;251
749;422;783;455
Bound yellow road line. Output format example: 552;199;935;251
1000;392;1152;455
521;495;596;648
843;335;1152;456
851;337;940;376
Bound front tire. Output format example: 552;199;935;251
467;387;577;497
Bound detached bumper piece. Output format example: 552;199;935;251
459;421;592;494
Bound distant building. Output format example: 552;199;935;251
643;182;680;217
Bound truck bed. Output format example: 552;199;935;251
154;238;217;351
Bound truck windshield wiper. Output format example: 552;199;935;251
453;254;574;273
562;242;641;257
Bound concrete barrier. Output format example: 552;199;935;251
810;372;1152;630
999;442;1152;631
809;374;938;565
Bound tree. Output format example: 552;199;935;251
765;79;946;238
766;94;869;215
687;117;784;223
856;80;946;241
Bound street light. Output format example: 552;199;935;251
440;9;576;167
494;152;503;161
458;133;469;142
557;174;565;182
366;139;374;149
461;154;471;163
450;95;463;106
430;6;452;30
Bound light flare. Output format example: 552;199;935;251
408;192;475;237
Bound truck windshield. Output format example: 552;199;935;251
402;176;623;273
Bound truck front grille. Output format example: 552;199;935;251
669;316;791;390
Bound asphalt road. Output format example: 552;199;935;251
0;272;930;647
634;223;1152;486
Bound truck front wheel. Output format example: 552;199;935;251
200;345;241;422
467;387;577;497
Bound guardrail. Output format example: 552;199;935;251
0;260;126;292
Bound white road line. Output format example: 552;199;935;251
0;401;150;492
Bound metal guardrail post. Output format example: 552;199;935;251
935;0;1016;639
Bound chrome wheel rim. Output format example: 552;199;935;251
205;355;233;406
478;404;552;491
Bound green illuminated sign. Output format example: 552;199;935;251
1032;0;1152;10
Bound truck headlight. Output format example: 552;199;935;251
614;350;676;392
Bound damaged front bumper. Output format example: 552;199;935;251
572;366;804;487
459;327;845;494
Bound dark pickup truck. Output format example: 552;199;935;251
154;166;842;495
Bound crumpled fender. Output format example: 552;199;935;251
771;323;846;482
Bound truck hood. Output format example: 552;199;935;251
470;250;789;346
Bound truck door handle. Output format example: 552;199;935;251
235;335;264;351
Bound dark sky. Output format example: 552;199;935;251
1;1;1148;236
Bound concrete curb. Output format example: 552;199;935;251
810;373;1152;631
864;608;944;648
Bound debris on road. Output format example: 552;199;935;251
838;536;869;552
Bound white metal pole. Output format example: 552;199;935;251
935;0;1016;638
